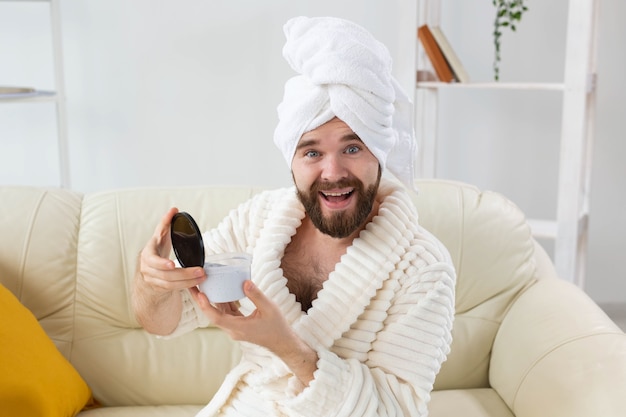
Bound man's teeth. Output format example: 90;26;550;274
322;191;351;197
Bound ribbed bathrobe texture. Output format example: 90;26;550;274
171;179;456;417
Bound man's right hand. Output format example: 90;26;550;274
132;207;206;335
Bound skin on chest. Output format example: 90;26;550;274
281;229;346;312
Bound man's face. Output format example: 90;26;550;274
291;117;381;239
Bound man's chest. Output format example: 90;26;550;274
280;240;342;312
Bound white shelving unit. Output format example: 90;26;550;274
0;0;70;188
415;0;599;287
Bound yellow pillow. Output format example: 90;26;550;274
0;284;93;416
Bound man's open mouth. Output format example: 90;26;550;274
320;189;354;203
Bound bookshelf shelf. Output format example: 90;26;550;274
416;81;565;91
0;90;56;102
527;219;558;239
414;0;599;288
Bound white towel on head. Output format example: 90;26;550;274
273;16;417;190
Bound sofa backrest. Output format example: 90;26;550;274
71;186;270;405
0;187;82;358
412;180;537;390
0;180;539;405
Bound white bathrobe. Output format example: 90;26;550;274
173;179;455;417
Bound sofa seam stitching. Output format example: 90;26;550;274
68;192;84;362
17;190;47;301
115;193;133;328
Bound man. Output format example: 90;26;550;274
133;16;455;417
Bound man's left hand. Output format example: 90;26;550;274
191;280;319;386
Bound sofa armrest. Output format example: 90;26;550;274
489;246;626;417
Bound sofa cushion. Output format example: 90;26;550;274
429;389;514;417
77;405;203;417
0;284;93;416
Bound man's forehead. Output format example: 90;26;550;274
296;133;363;150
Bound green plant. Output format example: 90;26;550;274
492;0;528;81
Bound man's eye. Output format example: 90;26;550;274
345;145;360;154
305;150;319;158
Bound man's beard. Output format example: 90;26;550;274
296;172;381;239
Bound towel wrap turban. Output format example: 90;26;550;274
273;16;417;189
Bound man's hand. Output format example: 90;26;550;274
192;280;318;387
138;207;206;293
132;207;206;335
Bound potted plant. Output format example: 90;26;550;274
492;0;529;80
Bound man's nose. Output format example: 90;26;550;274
321;154;348;182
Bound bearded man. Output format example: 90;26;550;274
132;16;455;417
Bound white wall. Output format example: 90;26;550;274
61;0;417;191
1;0;624;304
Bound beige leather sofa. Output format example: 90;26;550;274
1;179;625;417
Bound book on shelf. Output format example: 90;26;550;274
417;24;454;83
0;86;36;95
430;26;470;83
